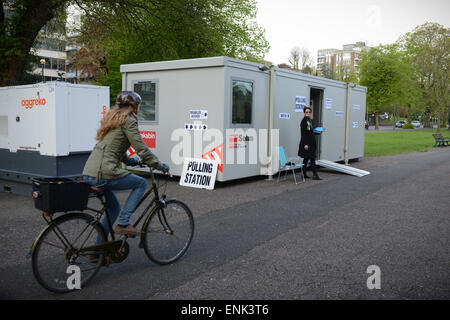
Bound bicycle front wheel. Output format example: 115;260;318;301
31;213;107;293
143;199;194;265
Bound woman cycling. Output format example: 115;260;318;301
83;91;169;237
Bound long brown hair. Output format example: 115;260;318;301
96;105;134;140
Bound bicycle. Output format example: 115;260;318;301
29;166;194;293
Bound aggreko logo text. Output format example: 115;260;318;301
21;96;46;109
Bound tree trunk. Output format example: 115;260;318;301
0;0;66;86
375;112;379;130
448;108;450;130
423;111;431;128
0;38;34;86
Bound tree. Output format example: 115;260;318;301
73;0;269;100
288;46;313;73
288;46;301;71
359;44;418;129
1;0;58;85
299;47;313;73
1;0;269;87
448;107;450;129
319;62;336;80
0;0;152;86
336;62;359;83
399;22;450;131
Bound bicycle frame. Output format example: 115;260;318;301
29;167;193;293
30;171;168;258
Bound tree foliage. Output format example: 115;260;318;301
399;22;449;129
68;0;269;96
0;0;269;87
288;46;313;73
0;0;154;85
0;0;63;85
359;44;419;128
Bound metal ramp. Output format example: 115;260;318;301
316;160;370;177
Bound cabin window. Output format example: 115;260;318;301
232;80;253;124
134;81;157;122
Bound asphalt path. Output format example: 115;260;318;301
0;148;449;300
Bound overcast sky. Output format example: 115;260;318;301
256;0;450;65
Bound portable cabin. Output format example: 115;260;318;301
118;56;367;182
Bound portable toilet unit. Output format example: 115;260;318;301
0;82;110;194
120;56;367;182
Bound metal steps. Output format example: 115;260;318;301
316;159;370;177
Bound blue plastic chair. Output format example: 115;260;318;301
277;146;305;184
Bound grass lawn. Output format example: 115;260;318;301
364;129;445;157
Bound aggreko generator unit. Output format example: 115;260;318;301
0;82;109;194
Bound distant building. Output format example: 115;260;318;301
317;42;369;77
316;48;339;73
277;63;293;70
32;28;68;82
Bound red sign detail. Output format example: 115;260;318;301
140;131;156;149
126;131;156;157
229;134;238;143
202;144;223;173
127;146;136;156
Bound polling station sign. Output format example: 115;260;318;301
180;158;218;190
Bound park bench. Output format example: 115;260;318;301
432;133;450;147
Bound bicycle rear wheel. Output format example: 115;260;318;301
143;199;194;265
31;212;107;293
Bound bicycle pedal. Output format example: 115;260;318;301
119;234;137;240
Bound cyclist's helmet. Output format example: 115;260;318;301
116;91;142;108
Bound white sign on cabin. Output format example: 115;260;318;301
189;110;208;120
179;158;218;190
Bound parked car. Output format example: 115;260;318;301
411;120;421;128
395;120;406;128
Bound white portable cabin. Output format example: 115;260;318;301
0;82;109;194
120;56;367;182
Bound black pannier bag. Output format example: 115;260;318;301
32;177;91;213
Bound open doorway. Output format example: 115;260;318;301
309;87;323;158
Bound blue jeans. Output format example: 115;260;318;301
83;174;147;238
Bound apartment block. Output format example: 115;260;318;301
32;33;68;82
317;42;368;75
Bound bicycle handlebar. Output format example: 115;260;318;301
135;162;173;178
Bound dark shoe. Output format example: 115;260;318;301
313;174;323;180
114;225;141;236
303;172;311;179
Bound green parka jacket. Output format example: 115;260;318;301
83;113;162;182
